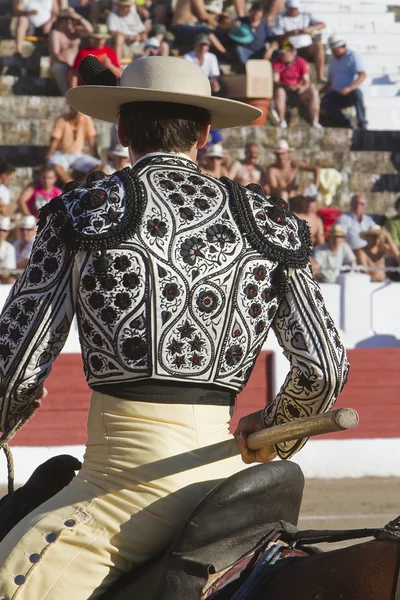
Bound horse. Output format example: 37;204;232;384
0;453;399;600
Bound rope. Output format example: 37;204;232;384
2;444;14;495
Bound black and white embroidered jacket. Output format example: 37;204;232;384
0;152;349;457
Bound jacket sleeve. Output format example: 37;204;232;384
264;265;349;459
0;212;77;442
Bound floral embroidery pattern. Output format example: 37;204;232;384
0;154;346;445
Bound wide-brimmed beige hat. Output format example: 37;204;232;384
66;56;262;129
90;23;110;39
0;216;13;231
273;139;292;153
360;225;382;239
328;224;345;238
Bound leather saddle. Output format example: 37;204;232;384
102;460;305;599
0;456;304;600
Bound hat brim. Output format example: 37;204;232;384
360;230;380;239
66;86;262;128
90;33;110;38
273;147;292;153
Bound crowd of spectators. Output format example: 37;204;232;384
10;0;369;129
1;1;397;285
1;125;400;285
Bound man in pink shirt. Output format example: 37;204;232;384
49;7;93;94
272;39;321;128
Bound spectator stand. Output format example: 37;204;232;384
300;0;400;130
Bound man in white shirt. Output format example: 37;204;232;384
336;194;377;250
0;216;16;283
184;34;221;95
273;0;326;82
313;224;356;283
0;164;15;218
13;215;36;269
13;0;59;56
106;0;147;61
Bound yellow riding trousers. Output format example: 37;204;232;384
0;392;244;599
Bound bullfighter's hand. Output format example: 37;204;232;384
234;410;277;465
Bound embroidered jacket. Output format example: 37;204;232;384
0;153;349;458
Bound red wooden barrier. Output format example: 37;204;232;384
10;348;400;446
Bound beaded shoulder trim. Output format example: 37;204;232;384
221;178;312;269
38;168;146;252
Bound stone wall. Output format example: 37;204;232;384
0;94;399;214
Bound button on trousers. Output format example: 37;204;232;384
0;393;244;599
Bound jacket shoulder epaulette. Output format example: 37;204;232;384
38;168;145;251
221;178;312;269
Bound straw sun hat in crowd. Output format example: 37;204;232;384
328;224;345;238
0;216;13;231
67;56;262;128
360;225;382;239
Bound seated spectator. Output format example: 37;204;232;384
0;164;16;217
45;106;102;184
200;144;229;177
356;225;400;282
172;0;227;55
13;215;37;269
107;0;147;61
17;166;62;218
386;197;400;248
0;217;16;283
229;2;276;68
335;194;377;250
291;184;324;247
71;24;122;87
321;35;367;130
104;144;131;174
272;0;326;82
313;224;355;283
184;34;221;95
272;40;321;128
265;139;320;201
229;143;265;187
49;8;93;95
13;0;59;57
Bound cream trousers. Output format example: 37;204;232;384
0;392;244;599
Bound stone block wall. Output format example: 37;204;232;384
0;93;399;214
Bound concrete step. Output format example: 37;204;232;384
364;82;400;97
324;21;400;33
0;39;44;59
301;2;388;12
303;0;400;5
318;10;395;24
0;95;65;119
365;98;400;130
0;118;112;152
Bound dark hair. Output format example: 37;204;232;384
119;101;211;154
0;162;15;176
250;2;263;11
395;196;400;211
